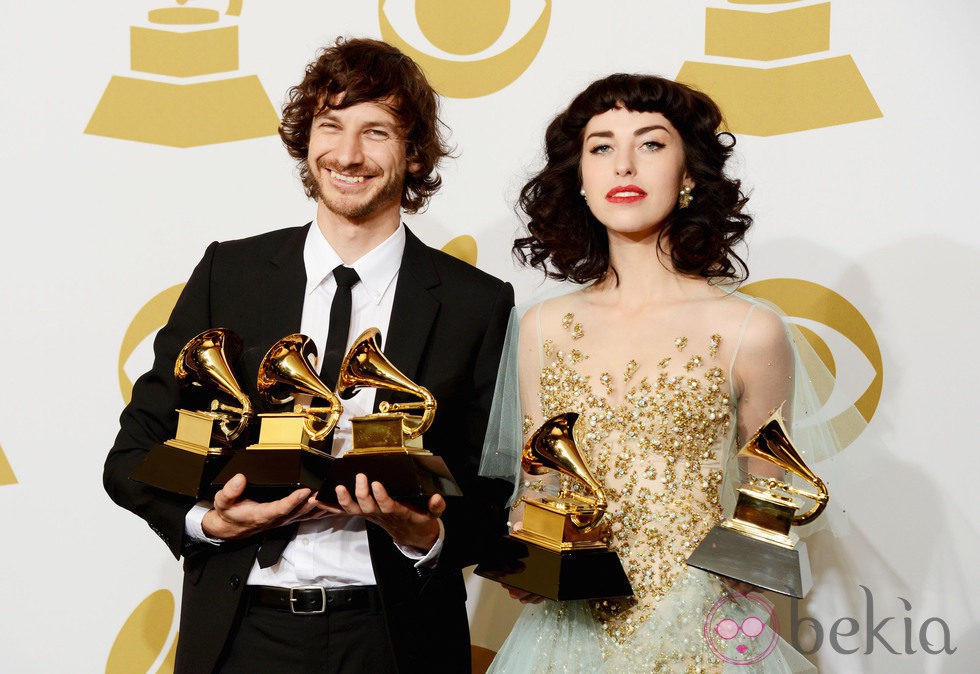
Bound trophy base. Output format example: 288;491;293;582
474;536;633;601
130;442;230;499
686;524;812;598
314;452;462;507
211;449;334;502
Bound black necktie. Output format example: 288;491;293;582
255;265;360;569
320;265;360;388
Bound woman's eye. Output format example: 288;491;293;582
588;144;612;154
642;141;665;151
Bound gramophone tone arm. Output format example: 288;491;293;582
210;398;253;442
378;390;437;438
766;477;830;525
303;404;342;442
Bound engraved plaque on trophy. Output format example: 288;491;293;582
211;334;342;501
686;404;829;598
314;328;462;506
130;328;254;498
474;412;632;601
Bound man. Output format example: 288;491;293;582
104;38;514;673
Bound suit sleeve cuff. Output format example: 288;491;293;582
394;518;445;568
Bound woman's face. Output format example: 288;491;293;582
579;107;692;241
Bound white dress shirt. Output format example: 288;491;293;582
185;219;443;587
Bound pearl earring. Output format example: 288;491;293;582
678;185;693;209
580;188;587;202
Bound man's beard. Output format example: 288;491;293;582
310;161;404;221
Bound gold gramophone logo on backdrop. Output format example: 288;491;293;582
379;0;551;98
0;443;17;486
741;278;882;447
106;590;178;674
85;0;279;147
677;1;882;135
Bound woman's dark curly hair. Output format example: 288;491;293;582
515;74;751;283
279;37;451;213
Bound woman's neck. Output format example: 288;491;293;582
594;233;718;308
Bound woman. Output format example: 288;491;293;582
480;74;833;672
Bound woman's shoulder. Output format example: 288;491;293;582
730;295;791;356
518;290;588;331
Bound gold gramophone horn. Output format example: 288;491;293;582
523;412;606;532
739;404;829;525
175;328;253;442
257;334;342;442
336;328;436;439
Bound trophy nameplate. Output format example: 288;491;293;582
686;405;828;598
211;334;342;501
130;328;253;499
315;329;462;506
474;412;632;601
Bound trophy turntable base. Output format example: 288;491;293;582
686;525;812;598
474;536;633;601
130;441;230;499
315;452;462;507
211;448;333;502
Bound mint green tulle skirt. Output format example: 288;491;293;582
487;568;817;674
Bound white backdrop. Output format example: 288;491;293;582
1;1;978;672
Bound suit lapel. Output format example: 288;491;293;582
376;226;440;409
239;224;309;385
264;223;309;332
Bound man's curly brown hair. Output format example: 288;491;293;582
279;37;451;213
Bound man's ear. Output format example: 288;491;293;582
407;160;424;177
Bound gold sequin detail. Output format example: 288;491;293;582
600;372;613;395
562;312;585;340
624;359;639;382
535;328;733;649
708;333;722;357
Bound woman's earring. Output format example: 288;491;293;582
678;185;693;209
580;188;588;202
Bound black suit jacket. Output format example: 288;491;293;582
104;224;514;673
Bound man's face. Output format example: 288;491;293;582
306;98;415;223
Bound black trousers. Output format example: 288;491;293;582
214;592;399;673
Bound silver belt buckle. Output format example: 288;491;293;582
289;586;327;614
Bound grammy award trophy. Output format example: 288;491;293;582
130;328;253;498
474;412;632;600
315;328;462;506
686;404;829;598
212;334;342;501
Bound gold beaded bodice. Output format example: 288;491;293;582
529;310;737;646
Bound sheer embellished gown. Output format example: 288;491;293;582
487;291;818;673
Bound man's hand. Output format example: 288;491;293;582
202;473;331;540
315;473;445;551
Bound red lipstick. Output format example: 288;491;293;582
605;184;647;204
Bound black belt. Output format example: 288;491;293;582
246;585;380;615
